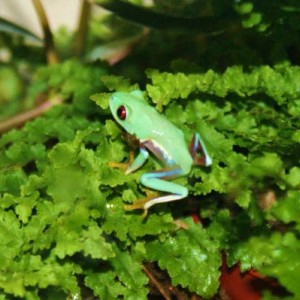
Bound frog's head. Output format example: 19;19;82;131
109;90;148;135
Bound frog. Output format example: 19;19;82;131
109;90;212;216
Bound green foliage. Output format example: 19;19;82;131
25;60;107;112
1;0;300;299
0;66;24;121
1;58;299;298
146;65;300;107
229;232;300;298
146;218;221;298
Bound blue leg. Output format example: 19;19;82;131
189;133;212;166
125;167;188;216
125;147;149;174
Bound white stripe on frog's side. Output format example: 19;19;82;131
141;139;175;166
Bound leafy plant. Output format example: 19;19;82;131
0;0;300;299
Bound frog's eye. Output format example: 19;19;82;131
117;105;127;120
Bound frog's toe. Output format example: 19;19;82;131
124;196;157;217
124;197;152;210
108;152;135;171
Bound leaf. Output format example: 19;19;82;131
95;0;236;32
81;223;115;259
0;17;42;43
91;92;110;109
1;33;300;299
85;271;126;299
249;152;284;178
146;66;300;107
0;210;24;268
85;244;148;299
0;254;81;297
103;194;175;242
285;167;300;188
228;232;300;298
101;75;139;91
87;31;148;65
110;245;148;298
27;60;107;114
15;192;39;223
5;141;46;166
146;218;221;298
269;191;300;224
54;217;114;259
292;130;300;143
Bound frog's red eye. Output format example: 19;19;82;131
117;105;127;120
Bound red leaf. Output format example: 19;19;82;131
220;256;261;300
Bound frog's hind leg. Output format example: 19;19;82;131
124;167;188;216
189;133;212;166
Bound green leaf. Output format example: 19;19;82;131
27;60;107;114
86;244;148;299
285;167;300;188
0;252;81;297
146;218;221;298
1;30;300;299
269;191;300;224
81;223;115;259
54;217;114;259
146;66;300;107
292;130;300;143
249;152;284;178
0;210;24;268
228;232;300;298
91;92;110;109
15;192;39;223
101;75;138;91
85;271;126;299
110;245;148;298
103;194;175;242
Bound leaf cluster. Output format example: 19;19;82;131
0;58;299;299
144;65;300;299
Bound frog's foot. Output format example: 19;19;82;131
124;196;155;218
108;151;135;171
124;190;160;218
173;219;189;230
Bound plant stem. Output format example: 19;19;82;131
0;98;61;134
142;264;172;300
32;0;59;64
73;0;91;57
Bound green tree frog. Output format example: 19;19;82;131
109;90;212;215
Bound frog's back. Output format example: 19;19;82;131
137;107;193;174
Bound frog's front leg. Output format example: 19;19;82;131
125;167;188;216
125;146;149;174
110;146;149;172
